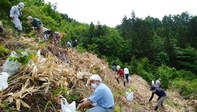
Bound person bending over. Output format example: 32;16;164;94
77;74;114;112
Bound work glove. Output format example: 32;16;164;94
92;101;97;106
18;16;22;21
31;26;35;30
76;104;81;110
80;98;88;102
10;16;14;20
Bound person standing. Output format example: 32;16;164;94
66;41;72;48
72;39;78;48
124;66;129;83
27;16;44;41
112;62;117;72
10;2;25;38
151;80;155;86
155;78;161;88
116;65;126;86
148;86;167;111
77;74;114;112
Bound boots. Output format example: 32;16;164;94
17;30;21;39
161;104;165;109
154;106;158;111
124;82;126;87
116;78;120;83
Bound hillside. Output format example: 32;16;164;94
0;33;196;112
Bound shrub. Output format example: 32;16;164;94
0;44;10;57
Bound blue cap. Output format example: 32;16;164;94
150;86;156;91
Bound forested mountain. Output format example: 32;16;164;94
0;0;196;111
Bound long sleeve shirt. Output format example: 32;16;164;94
117;69;124;77
31;18;42;28
149;88;166;102
88;83;114;109
10;5;22;19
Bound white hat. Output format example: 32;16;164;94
18;2;25;8
116;65;120;70
90;74;102;81
27;16;32;20
27;16;33;22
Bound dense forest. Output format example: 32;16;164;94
0;0;196;99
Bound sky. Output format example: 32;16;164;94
44;0;196;27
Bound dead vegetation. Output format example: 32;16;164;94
0;35;196;112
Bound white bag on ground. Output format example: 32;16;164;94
61;97;76;112
126;89;134;101
2;51;21;76
127;92;134;101
0;72;9;91
128;76;131;81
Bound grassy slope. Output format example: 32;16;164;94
0;32;195;112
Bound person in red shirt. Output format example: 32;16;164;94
116;65;126;86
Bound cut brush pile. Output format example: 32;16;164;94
0;35;196;112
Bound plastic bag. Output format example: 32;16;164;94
2;51;21;76
127;92;134;101
126;89;134;101
61;97;76;112
36;49;41;59
0;72;9;91
128;76;131;81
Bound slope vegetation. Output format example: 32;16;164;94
0;34;195;112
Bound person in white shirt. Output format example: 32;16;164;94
123;66;130;83
66;41;72;47
43;27;51;42
10;2;25;38
155;78;161;88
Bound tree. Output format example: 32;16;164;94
94;22;107;37
93;29;128;61
87;22;95;45
130;18;155;62
0;0;14;19
188;16;197;48
144;16;161;32
176;46;197;74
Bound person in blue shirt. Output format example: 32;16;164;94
72;39;78;48
148;86;167;111
77;74;114;112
